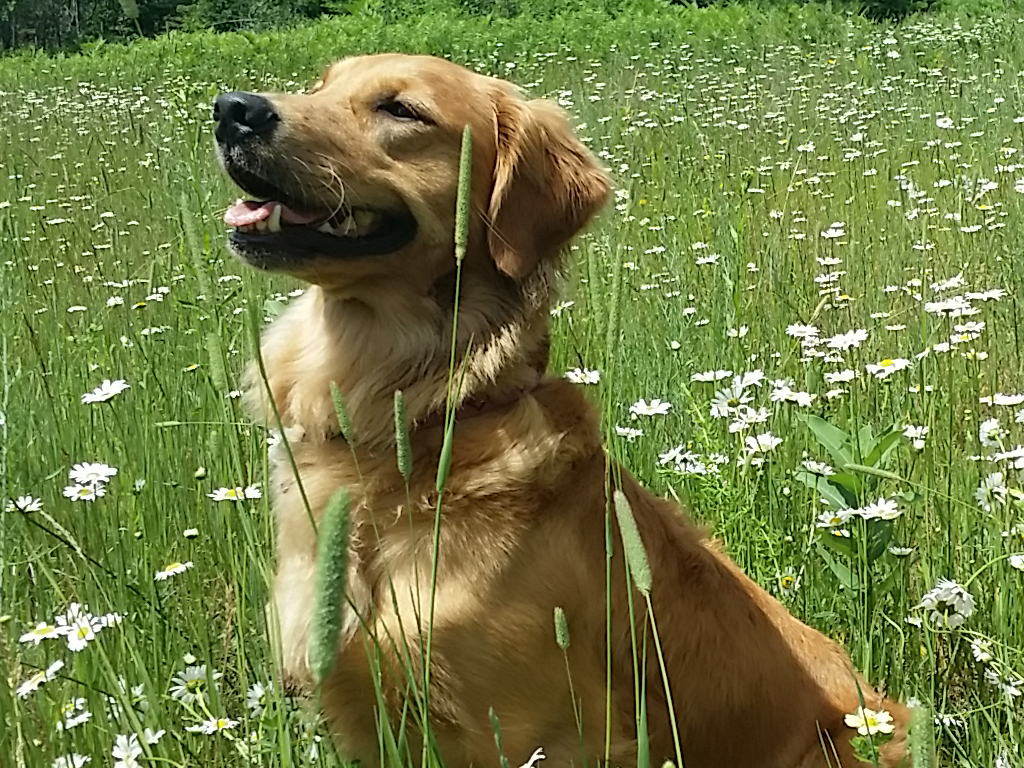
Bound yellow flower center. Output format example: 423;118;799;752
879;358;894;367
781;576;795;589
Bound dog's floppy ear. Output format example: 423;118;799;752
487;94;611;279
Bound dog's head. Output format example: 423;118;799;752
214;54;610;292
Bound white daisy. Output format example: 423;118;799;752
816;509;853;530
564;368;601;385
825;329;869;351
857;497;902;521
985;667;1023;698
63;483;106;502
971;637;994;664
844;707;895;736
976;472;1008;513
186;716;239;735
691;369;733;382
169;664;221;705
19;621;65;645
614;426;643;442
207;486;245;502
16;660;64;699
802;460;835;476
65;615;99;653
903;425;929;450
785;323;819;340
824;369;857;384
69;462;118;485
6;495;42;513
81;379;130;404
980;418;1007;449
112;734;142;768
744;432;783;455
865;357;912;379
155;561;194;581
629;398;672;417
918;578;976;628
57;698;92;730
710;381;751;419
246;681;274;717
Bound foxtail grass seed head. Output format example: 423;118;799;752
182;191;214;299
204;332;229;396
613;490;652;596
394;390;412;480
330;381;353;442
909;703;935;768
488;707;512;768
309;489;351;687
554;606;570;651
455;125;472;264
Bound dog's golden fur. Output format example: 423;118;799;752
225;53;911;767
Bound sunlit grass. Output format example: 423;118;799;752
2;5;1023;767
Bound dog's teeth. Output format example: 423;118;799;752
353;210;376;234
317;222;335;234
255;219;268;232
267;204;282;233
338;213;357;235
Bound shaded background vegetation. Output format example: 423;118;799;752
0;0;1002;53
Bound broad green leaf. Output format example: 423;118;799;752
794;471;851;510
803;415;855;468
864;428;903;470
875;568;900;600
857;423;877;459
828;472;863;504
816;542;860;590
818;528;857;559
866;520;894;563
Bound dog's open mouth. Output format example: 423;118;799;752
221;172;418;267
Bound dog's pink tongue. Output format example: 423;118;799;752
223;200;322;226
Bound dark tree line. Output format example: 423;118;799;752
0;0;934;51
0;0;331;51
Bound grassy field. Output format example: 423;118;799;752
2;4;1023;766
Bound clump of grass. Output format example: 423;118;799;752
2;6;1022;766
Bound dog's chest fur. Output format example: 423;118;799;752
262;384;619;766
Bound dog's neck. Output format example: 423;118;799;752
244;279;551;450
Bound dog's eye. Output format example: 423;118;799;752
376;98;421;122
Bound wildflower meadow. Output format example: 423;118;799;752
2;4;1024;767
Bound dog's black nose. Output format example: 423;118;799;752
214;92;279;145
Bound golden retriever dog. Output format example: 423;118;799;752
213;53;911;768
